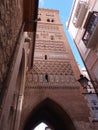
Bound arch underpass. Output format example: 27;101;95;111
24;98;76;130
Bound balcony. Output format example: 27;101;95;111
73;1;88;28
82;12;98;49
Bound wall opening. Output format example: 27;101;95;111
45;55;47;60
24;98;76;130
45;74;48;82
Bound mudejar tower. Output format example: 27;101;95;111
20;9;93;130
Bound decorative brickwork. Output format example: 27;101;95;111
26;60;77;88
25;8;78;89
35;40;65;51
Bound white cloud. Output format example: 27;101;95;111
39;0;45;7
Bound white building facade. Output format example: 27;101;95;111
67;0;98;93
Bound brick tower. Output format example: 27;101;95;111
20;9;93;130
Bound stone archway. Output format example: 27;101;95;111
24;98;76;130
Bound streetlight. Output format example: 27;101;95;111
78;74;90;88
78;74;98;121
78;74;93;93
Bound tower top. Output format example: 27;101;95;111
39;8;59;13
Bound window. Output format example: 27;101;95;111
47;19;54;23
51;19;54;22
73;1;88;27
82;11;98;46
45;55;47;60
45;74;48;82
47;19;50;22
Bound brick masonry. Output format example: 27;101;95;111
19;8;98;130
0;0;23;91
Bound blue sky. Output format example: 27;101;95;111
39;0;84;68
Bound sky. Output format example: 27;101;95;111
39;0;84;68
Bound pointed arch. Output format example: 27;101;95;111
24;98;76;130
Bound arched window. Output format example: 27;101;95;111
51;19;54;22
45;55;47;60
45;74;48;82
47;19;50;22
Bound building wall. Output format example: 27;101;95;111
0;0;23;93
0;1;25;130
19;8;97;130
67;0;98;92
0;0;39;129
